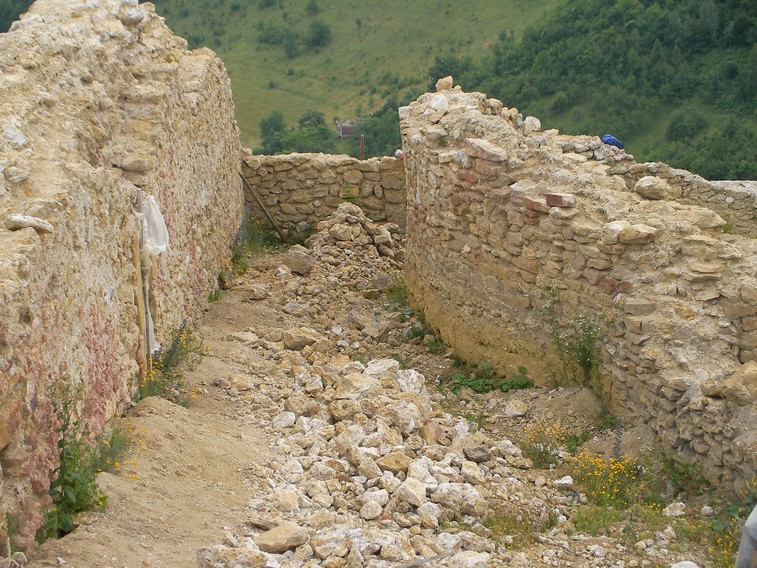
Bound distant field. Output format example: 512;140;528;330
149;0;559;148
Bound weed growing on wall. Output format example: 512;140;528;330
531;283;603;392
220;216;286;287
138;321;203;407
36;390;128;542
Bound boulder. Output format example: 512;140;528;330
254;522;309;553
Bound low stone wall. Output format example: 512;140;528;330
400;83;757;490
555;136;756;235
241;152;406;235
0;0;242;546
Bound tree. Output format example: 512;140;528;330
306;20;331;48
256;111;286;154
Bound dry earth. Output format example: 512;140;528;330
25;206;722;568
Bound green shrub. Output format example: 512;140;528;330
37;392;125;541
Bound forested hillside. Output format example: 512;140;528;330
0;0;30;31
2;0;755;179
447;0;757;179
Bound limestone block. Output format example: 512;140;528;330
723;361;757;404
635;176;670;200
463;138;508;162
618;224;657;244
255;522;309;554
435;76;453;91
5;214;53;234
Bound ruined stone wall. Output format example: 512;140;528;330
241;152;406;236
554;136;756;235
400;83;757;489
0;0;243;545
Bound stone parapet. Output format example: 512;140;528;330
241;152;406;236
0;0;242;545
400;84;757;491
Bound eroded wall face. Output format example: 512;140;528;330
242;152;406;234
401;86;757;490
0;0;242;544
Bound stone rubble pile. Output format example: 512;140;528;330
197;205;703;568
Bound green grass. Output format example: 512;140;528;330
150;0;559;147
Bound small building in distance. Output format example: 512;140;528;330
335;119;359;140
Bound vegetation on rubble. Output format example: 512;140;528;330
504;415;754;566
483;507;558;549
137;321;203;407
520;422;569;468
36;389;129;542
440;359;533;395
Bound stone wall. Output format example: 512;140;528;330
241;152;406;236
0;0;242;545
556;133;756;236
400;82;757;490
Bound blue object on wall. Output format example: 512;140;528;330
601;134;624;149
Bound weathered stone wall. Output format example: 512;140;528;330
400;83;757;490
557;134;756;235
0;0;242;545
241;152;406;235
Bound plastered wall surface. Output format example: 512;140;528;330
400;81;757;490
0;0;242;543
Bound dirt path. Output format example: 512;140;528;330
28;293;280;568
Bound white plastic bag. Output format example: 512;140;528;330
136;195;169;354
140;196;169;257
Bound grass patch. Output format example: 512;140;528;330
484;507;558;549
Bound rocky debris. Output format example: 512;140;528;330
194;204;707;567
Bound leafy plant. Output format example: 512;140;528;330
446;363;533;394
534;283;602;390
38;390;107;541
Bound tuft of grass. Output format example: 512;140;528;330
572;505;625;536
385;277;409;308
138;321;203;407
484;507;558;549
521;422;568;468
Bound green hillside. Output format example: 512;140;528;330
149;0;559;149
